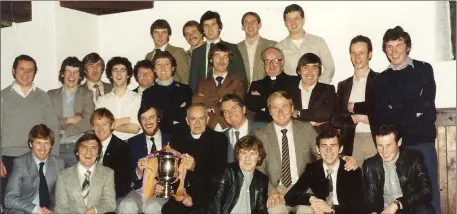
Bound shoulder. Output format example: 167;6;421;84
14;152;30;164
78;86;92;95
193;44;206;54
362;154;380;169
58;166;75;178
293;119;314;131
47;88;60;96
168;44;186;54
49;154;66;165
127;133;144;143
317;82;335;91
254;168;269;182
401;148;424;161
175;82;192;90
237;40;245;47
145;51;154;58
304;32;327;43
98;165;115;176
260;37;278;46
103;81;113;88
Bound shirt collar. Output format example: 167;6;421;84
86;80;104;90
273;120;293;132
323;158;340;174
233;119;249;132
32;152;48;166
78;161;96;174
387;56;414;70
156;79;174;86
213;71;228;80
101;134;113;149
156;43;168;52
244;38;259;47
11;81;36;95
147;129;162;141
207;38;221;46
298;80;317;92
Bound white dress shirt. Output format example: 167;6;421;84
77;162;96;187
213;71;228;86
229;119;249;147
298;80;317;110
245;39;259;82
273;121;299;186
348;74;371;133
12;81;36;98
205;38;222;78
323;160;340;205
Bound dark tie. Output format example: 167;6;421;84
216;76;224;88
93;84;101;100
280;129;292;188
39;162;50;208
206;43;216;77
150;137;157;154
234;130;240;142
326;168;334;205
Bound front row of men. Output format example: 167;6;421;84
4;92;435;214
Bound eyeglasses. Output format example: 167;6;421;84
264;59;283;65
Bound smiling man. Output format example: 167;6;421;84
81;53;113;103
183;20;205;66
132;60;155;95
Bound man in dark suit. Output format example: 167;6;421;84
192;43;246;132
162;103;228;214
188;11;247;92
80;53;113;103
4;124;66;214
132;60;154;95
246;47;297;127
332;35;378;167
90;108;131;202
285;127;364;214
182;20;205;66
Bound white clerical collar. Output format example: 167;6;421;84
191;133;202;139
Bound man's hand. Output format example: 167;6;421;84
65;114;82;125
347;102;355;113
351;114;369;124
343;156;358;171
181;191;193;207
38;207;52;214
136;157;148;176
115;117;130;127
267;189;284;208
180;102;187;108
381;202;398;214
181;154;195;171
310;121;325;127
0;161;7;177
59;130;66;135
251;90;261;96
155;184;165;195
310;198;333;214
83;208;96;214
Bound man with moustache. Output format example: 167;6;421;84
183;20;205;66
48;57;95;166
145;19;190;84
55;133;116;214
162;103;228;214
188;10;247;92
276;4;335;84
4;125;66;214
237;11;277;86
132;60;155;95
81;53;113;103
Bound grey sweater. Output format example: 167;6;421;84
1;85;60;156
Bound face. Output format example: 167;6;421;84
152;28;169;48
85;60;103;83
184;25;203;47
111;64;128;87
284;11;304;34
238;149;260;172
29;138;52;161
186;106;209;135
137;67;154;88
62;66;81;88
376;133;401;164
13;60;35;87
203;18;220;41
350;42;372;71
269;96;293;127
317;137;342;166
299;63;319;86
77;140;99;168
91;116;114;142
154;58;174;81
263;49;284;77
140;108;159;136
385;39;410;69
221;100;246;129
212;51;230;73
242;15;261;38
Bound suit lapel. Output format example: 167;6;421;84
87;165;104;208
292;120;306;171
308;83;322;109
26;153;40;188
365;70;375;102
54;87;64;119
45;155;57;192
267;123;281;170
238;42;250;82
73;87;84;113
335;159;346;200
342;78;353;108
252;37;265;81
69;166;85;209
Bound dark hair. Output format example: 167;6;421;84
219;93;245;115
283;4;304;21
151;50;177;77
90;108;115;126
82;52;105;72
234;135;267;166
73;133;102;161
241;12;261;25
28;124;55;149
315;127;341;147
133;59;154;82
137;104;162;126
208;43;233;66
105;56;133;85
58;56;85;84
296;53;322;76
150;19;172;39
200;10;223;31
182;20;203;37
267;91;294;108
350;35;373;54
12;55;38;78
376;124;402;143
382;26;412;54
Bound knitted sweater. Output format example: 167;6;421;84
1;85;60;156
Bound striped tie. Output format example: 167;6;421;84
280;129;292;188
81;170;91;206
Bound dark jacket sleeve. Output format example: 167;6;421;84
331;82;356;129
350;168;366;214
245;81;267;112
172;84;193;124
253;173;269;214
362;159;384;213
299;85;338;123
229;45;248;90
414;62;436;119
285;164;313;206
207;166;229;214
115;143;132;198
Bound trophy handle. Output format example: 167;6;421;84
172;157;188;201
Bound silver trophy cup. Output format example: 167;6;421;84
155;151;180;198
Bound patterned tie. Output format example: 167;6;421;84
93;84;101;100
326;168;334;205
280;129;292;188
216;76;224;89
150;137;157;154
81;170;91;206
38;162;50;208
234;130;240;142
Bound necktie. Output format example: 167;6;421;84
326;168;334;205
150;137;157;154
280;129;292;188
234;130;240;142
206;43;216;77
216;76;224;89
93;84;101;100
81;170;91;206
38;162;50;208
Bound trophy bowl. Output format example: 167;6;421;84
155;151;180;198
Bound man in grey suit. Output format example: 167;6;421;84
237;12;277;87
48;57;95;166
255;91;358;214
80;53;114;104
4;124;66;214
145;19;190;84
55;133;116;214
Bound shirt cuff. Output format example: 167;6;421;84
32;206;39;213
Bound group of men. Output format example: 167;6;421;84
0;3;440;214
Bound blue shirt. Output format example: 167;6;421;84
387;56;414;70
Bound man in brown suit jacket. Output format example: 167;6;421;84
192;43;246;132
145;19;190;84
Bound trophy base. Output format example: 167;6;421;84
155;184;175;199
